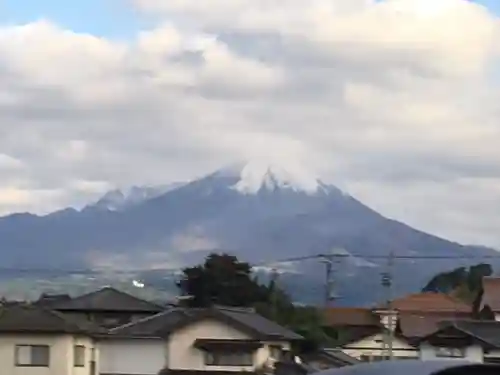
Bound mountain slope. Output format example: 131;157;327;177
0;161;496;304
88;183;186;212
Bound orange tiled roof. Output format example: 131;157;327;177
323;307;381;327
378;292;472;313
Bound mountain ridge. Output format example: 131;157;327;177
0;161;496;304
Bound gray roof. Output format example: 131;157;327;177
108;308;193;337
315;360;497;375
321;349;360;365
0;303;101;334
215;306;303;340
50;287;164;313
423;320;500;348
109;306;302;341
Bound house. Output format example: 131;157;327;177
322;292;473;362
338;329;418;361
99;305;303;375
0;302;101;375
377;292;472;331
376;292;472;339
42;287;165;328
417;320;500;363
389;292;473;314
322;307;418;361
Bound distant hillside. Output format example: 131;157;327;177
0;160;497;305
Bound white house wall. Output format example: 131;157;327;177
167;318;290;372
0;333;98;375
341;333;418;360
419;343;483;363
168;318;251;371
99;339;166;375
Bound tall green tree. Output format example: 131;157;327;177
421;263;492;306
176;253;333;352
177;253;268;307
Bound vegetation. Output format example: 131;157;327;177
176;252;334;352
422;263;493;315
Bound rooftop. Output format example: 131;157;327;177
0;303;102;334
47;287;164;313
398;313;466;339
109;306;303;341
419;320;500;348
323;307;381;327
383;292;472;313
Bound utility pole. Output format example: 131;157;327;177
324;256;333;307
270;268;279;320
381;252;395;360
321;251;342;307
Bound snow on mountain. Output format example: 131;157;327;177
89;183;185;211
218;159;331;195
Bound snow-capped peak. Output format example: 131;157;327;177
89;183;185;211
223;159;328;195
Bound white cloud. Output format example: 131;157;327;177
0;0;499;247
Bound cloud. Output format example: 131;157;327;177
0;0;499;247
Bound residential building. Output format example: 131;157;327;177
99;306;303;375
41;287;164;328
417;320;500;363
322;292;473;361
338;329;418;361
388;292;473;314
0;302;101;375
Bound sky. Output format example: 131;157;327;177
0;0;500;248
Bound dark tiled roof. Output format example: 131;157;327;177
418;320;500;348
36;293;72;307
215;306;303;340
312;349;360;365
323;308;381;327
398;313;470;339
110;306;302;341
481;277;500;312
0;303;101;334
50;287;164;313
108;308;193;338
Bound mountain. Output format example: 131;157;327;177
88;183;185;212
0;160;497;305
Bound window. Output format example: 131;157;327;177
15;345;50;367
435;347;465;358
205;351;253;366
74;345;85;367
269;345;282;360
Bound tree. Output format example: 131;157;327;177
422;263;492;305
176;252;334;352
177;253;268;307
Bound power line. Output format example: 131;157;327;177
256;252;500;266
0;251;496;276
